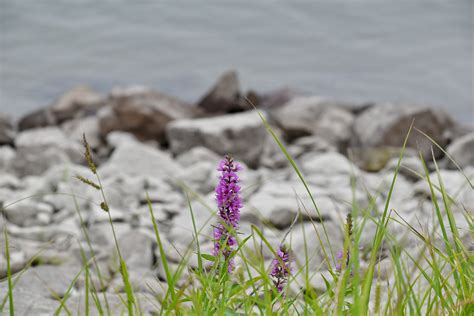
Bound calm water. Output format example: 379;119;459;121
1;1;473;122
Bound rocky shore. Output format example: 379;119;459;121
0;70;473;314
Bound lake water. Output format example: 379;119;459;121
1;1;473;122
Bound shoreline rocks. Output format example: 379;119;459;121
99;87;197;144
18;85;104;131
0;71;472;313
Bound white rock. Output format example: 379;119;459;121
0;146;15;171
289;222;343;272
248;181;346;228
271;96;355;146
300;152;357;177
167;111;268;168
353;104;454;158
446;132;474;168
13;127;83;176
3;201;54;227
288;136;337;159
62;115;102;149
176;146;221;166
99;138;179;180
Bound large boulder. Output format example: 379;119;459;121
167;111;268;168
99;136;180;180
18;85;103;130
259;87;301;109
270;96;355;148
99;86;196;144
352;104;454;159
13;127;84;176
197;70;242;114
446;132;474;168
62;115;102;149
0;114;14;145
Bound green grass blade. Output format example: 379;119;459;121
360;120;413;314
3;227;14;316
145;193;176;303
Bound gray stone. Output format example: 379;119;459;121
139;177;183;205
166;194;216;248
0;284;59;315
0;172;21;189
108;270;156;293
176;160;217;194
7;223;80;243
299;152;357;177
352;104;454;159
362;172;415;202
288;136;337;159
260;127;289;169
62;115;102;149
271;96;355;147
49;85;104;123
99;138;180;180
19;237;75;267
289;222;343;271
0;244;27;278
112;230;156;272
249;181;346;228
176;146;221;166
0;114;14;145
260;87;301;109
384;155;425;181
67;292;134;316
299;270;333;294
99;87;195;144
350;146;408;172
10;264;81;299
446;132;474;168
197;69;242;113
2;200;54;227
167;111;268;168
132;203;171;225
0;146;15;171
414;167;474;211
13;127;84;176
87;222;130;248
18;85;103;130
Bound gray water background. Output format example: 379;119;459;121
1;1;473;122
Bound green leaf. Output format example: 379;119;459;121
200;253;217;262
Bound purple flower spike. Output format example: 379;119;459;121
270;245;291;293
212;154;242;272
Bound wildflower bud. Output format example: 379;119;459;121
270;244;291;293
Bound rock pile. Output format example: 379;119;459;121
0;71;472;314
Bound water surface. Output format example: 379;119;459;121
1;1;472;122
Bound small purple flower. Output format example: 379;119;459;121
335;249;350;272
270;245;291;293
212;155;242;272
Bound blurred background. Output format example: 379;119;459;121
1;0;472;122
